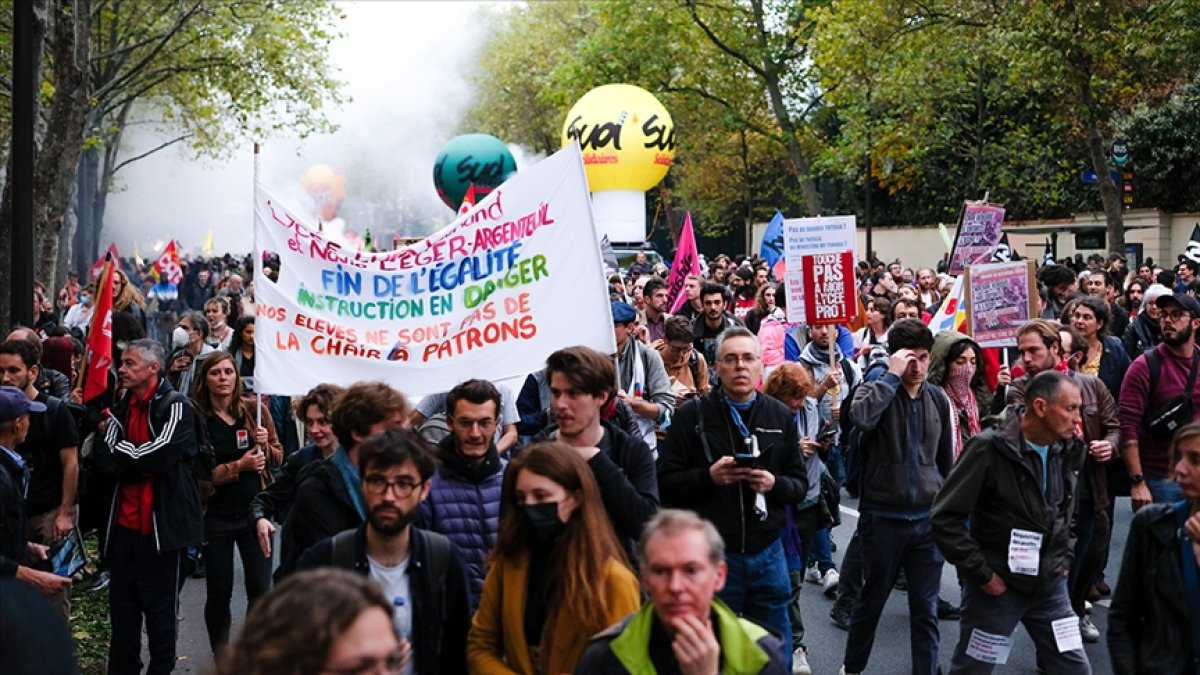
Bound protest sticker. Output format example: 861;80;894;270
782;215;857;323
964;260;1036;348
252;143;615;397
1051;616;1084;653
965;629;1013;665
948;202;1006;276
1007;527;1043;576
801;251;856;326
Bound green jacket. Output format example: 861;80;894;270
573;600;787;675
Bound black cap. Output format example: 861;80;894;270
1156;293;1200;317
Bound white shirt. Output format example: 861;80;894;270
368;554;414;675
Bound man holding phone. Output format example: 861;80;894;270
659;327;809;672
655;316;712;407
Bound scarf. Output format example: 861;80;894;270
117;384;157;535
724;394;767;520
328;447;367;521
944;364;980;459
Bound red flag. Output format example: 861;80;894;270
88;243;121;280
83;258;115;402
666;213;702;313
458;184;477;216
153;240;183;284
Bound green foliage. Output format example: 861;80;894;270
1118;78;1200;212
71;535;111;674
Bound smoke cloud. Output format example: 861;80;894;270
104;1;499;257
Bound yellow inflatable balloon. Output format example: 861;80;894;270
562;84;675;193
299;164;347;221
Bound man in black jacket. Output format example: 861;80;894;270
298;428;469;675
933;371;1090;674
545;346;658;550
839;319;954;675
659;327;807;672
95;339;204;675
275;381;408;579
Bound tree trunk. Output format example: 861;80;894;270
0;0;49;332
34;0;93;289
1078;63;1124;254
73;146;100;275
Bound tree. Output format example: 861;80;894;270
811;0;1200;252
0;0;345;329
1116;78;1200;213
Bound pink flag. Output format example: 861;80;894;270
666;213;701;313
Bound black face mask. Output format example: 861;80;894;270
520;502;565;544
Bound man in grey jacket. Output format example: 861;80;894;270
612;301;674;448
840;319;954;675
933;371;1089;674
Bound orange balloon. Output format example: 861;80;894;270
299;164;347;221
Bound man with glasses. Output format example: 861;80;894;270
418;379;507;610
655;315;711;406
659;327;809;672
299;428;470;675
1118;292;1200;510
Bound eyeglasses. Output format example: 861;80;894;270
323;649;408;675
452;417;496;430
1164;310;1192;321
719;354;760;366
362;476;425;497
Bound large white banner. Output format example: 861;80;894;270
253;144;616;396
782;215;857;324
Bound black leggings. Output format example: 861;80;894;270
203;523;272;652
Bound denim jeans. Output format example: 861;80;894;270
720;538;793;666
950;577;1090;674
843;513;943;675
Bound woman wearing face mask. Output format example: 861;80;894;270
193;351;282;654
929;331;1008;460
205;297;234;351
467;442;639;675
170;311;215;396
62;283;95;332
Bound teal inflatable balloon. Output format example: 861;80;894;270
433;134;517;210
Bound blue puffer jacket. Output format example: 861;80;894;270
419;436;506;610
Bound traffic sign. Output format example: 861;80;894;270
1081;169;1120;184
1112;140;1129;166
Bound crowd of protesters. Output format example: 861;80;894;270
0;242;1198;675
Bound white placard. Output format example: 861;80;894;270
782;215;857;323
252;144;615;396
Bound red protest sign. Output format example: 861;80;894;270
801;251;856;326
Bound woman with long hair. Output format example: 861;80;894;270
853;296;892;369
228;316;257;378
192;351;282;654
1109;421;1200;673
112;268;147;331
744;282;778;335
1071;295;1130;402
929;331;1009;460
218;568;408;675
467;442;639;674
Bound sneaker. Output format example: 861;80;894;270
1085;600;1093;614
937;598;961;620
838;667;860;675
1086;582;1101;602
1095;580;1112;596
804;564;822;584
1079;616;1100;643
792;648;812;675
830;601;853;630
83;570;110;592
822;568;841;596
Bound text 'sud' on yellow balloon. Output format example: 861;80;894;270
561;84;675;193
